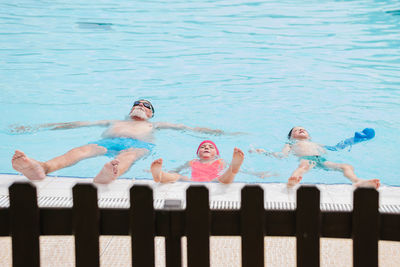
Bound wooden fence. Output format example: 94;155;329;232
0;182;399;267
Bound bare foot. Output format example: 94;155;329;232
354;179;380;189
287;176;302;187
94;159;119;184
231;148;244;174
151;158;163;182
11;150;46;181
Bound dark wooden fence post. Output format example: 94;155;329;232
72;184;100;267
353;188;379;267
9;182;40;267
186;186;210;267
130;185;155;267
241;185;264;267
296;186;320;267
165;211;182;267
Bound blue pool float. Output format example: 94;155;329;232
325;128;375;151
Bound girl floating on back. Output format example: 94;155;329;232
151;140;244;184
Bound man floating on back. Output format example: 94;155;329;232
11;99;228;184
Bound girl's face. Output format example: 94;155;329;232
197;142;217;160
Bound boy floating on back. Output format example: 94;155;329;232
250;126;380;188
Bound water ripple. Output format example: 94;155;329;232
1;0;400;184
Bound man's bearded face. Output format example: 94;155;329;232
129;108;149;119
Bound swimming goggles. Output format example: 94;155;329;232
133;101;154;113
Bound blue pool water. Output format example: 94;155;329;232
1;0;400;185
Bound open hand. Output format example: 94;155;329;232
8;125;37;134
248;148;267;154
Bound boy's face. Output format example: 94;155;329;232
291;127;310;140
198;142;217;160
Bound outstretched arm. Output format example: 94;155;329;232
240;169;279;179
153;122;244;135
9;120;114;134
249;144;292;158
171;161;190;173
44;120;114;130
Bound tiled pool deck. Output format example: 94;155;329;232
1;174;400;266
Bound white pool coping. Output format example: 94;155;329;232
1;173;400;212
1;174;400;266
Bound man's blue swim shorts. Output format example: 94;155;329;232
90;137;155;157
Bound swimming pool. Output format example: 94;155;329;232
1;0;400;185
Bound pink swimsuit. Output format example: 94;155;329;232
189;159;224;182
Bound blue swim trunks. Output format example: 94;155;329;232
90;138;155;157
300;155;329;171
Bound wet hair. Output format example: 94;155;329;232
287;127;295;139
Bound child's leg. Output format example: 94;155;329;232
288;160;314;187
217;148;244;184
323;161;380;189
151;158;182;183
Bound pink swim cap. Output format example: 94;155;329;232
196;140;219;156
